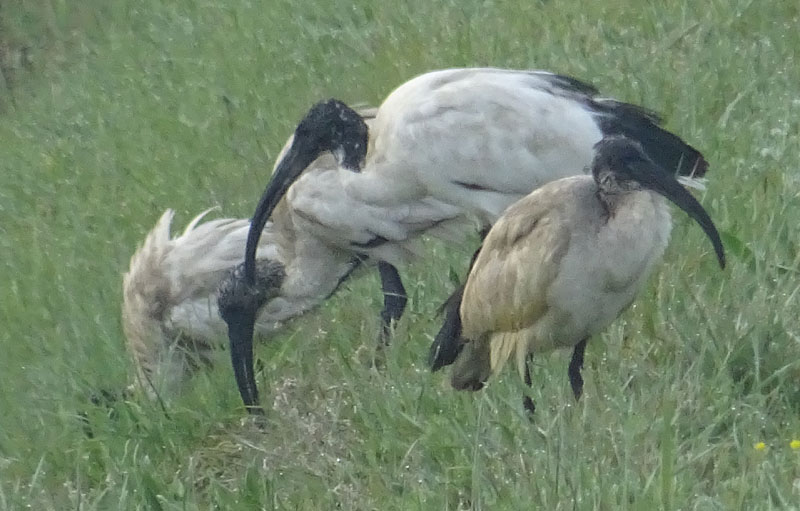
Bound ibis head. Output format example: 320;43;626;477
592;137;726;269
244;99;368;284
218;259;286;413
224;99;366;413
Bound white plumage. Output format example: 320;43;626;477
122;123;469;397
338;69;606;223
122;209;279;395
221;68;709;412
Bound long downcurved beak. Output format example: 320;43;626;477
219;260;286;414
224;140;317;414
635;161;726;269
244;144;318;284
226;307;262;414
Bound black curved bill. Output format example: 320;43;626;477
222;142;319;413
226;307;263;414
244;144;318;284
631;160;726;269
226;98;367;413
219;259;286;415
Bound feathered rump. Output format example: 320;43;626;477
121;209;279;395
489;329;532;382
122;209;178;382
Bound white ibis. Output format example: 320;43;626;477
218;67;710;413
448;137;725;412
122;112;470;398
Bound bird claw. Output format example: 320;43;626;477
523;396;536;417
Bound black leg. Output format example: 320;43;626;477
523;354;536;415
378;261;407;345
568;338;588;400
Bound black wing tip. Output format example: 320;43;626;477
428;316;465;372
536;78;710;179
429;342;464;372
428;334;445;371
595;100;710;178
672;137;709;178
428;286;467;371
428;341;453;372
690;152;709;178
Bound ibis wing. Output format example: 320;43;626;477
460;194;571;340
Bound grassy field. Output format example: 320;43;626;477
1;0;799;508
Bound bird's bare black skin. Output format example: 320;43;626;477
522;337;586;416
222;99;368;413
523;355;536;415
218;260;286;413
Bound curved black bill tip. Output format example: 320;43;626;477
219;268;264;414
225;307;263;415
650;171;726;269
219;260;286;414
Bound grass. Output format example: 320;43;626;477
1;0;799;508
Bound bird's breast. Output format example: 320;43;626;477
545;191;672;344
598;192;672;289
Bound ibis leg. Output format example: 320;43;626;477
378;261;407;345
568;338;588;400
523;354;536;415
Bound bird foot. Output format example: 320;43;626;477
523;396;536;416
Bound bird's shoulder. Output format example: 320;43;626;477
461;178;590;335
483;175;591;250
